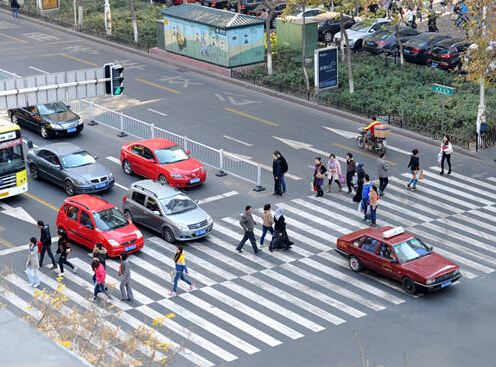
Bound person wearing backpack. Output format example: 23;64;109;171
38;220;57;270
11;0;19;19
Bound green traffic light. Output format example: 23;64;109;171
113;87;123;96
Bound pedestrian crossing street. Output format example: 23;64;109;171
2;165;496;366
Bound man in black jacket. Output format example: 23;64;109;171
276;151;288;195
38;220;57;269
272;152;283;197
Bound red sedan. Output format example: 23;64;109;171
336;226;461;294
120;138;206;188
56;195;144;257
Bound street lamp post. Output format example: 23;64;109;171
475;5;487;149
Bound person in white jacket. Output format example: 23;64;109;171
440;135;453;175
327;154;342;192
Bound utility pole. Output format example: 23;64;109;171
104;0;112;36
475;5;487;148
73;0;77;28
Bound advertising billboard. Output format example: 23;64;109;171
314;46;338;91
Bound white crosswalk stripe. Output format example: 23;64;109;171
430;168;496;192
424;169;496;199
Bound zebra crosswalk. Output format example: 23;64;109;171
2;167;496;366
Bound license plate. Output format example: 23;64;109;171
368;41;374;46
125;244;136;252
95;182;106;189
195;229;207;236
404;49;410;53
431;62;438;67
0;192;8;198
190;178;201;184
67;127;77;133
441;280;452;288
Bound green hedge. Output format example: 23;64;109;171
244;47;495;138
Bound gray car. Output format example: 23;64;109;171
26;142;115;195
122;180;213;243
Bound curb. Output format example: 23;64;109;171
7;8;494;164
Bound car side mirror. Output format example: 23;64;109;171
66;105;71;109
27;140;33;149
93;155;98;160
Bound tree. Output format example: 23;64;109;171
262;1;277;75
388;0;422;66
129;0;139;43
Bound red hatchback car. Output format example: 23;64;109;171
336;226;461;294
56;195;144;257
120;138;206;188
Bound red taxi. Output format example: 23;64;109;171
336;226;461;294
56;195;144;257
120;138;206;188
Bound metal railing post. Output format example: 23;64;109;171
117;112;127;137
215;149;227;177
151;123;155;139
183;136;188;151
88;101;98;126
253;163;265;192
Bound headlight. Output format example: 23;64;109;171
201;167;205;174
206;215;212;222
77;119;83;125
179;224;189;231
135;230;142;239
453;269;460;275
109;172;114;179
108;239;120;247
426;278;435;285
73;177;88;185
170;173;183;178
49;123;64;130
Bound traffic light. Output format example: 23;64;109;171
104;63;124;96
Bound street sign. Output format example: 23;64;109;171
432;83;455;96
314;46;338;91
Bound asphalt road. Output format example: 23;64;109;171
0;10;496;367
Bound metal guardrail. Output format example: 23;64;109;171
70;99;266;191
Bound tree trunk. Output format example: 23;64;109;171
339;17;345;63
301;3;310;92
395;23;404;65
77;0;83;27
343;25;354;93
266;13;273;75
129;0;138;43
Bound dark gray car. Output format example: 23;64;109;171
26;142;115;195
122;180;213;243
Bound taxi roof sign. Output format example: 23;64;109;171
383;226;405;239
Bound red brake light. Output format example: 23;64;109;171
411;48;421;53
122;196;127;203
241;5;245;8
212;1;216;5
378;42;386;46
428;51;432;55
441;54;452;59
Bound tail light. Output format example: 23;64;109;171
378;42;386;46
212;1;216;5
122;196;127;203
441;54;452;59
411;48;421;53
241;5;245;9
428;51;432;55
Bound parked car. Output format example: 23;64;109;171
334;18;390;50
336;226;461;294
318;15;355;43
27;142;114;196
122;180;214;243
427;37;469;70
56;195;144;257
295;8;326;18
227;0;264;14
403;34;451;65
362;27;420;54
202;0;229;8
8;102;84;139
120;138;206;188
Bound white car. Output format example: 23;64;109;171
295;8;326;18
334;18;390;50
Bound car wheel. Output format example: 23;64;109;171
11;115;20;125
40;125;50;139
29;164;39;180
378;142;386;155
159;174;168;185
402;276;417;294
162;227;176;243
356;136;365;149
353;39;362;51
324;31;333;43
124;209;133;223
349;256;363;272
122;160;133;175
64;180;75;196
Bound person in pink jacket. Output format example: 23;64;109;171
92;259;110;302
327;154;342;192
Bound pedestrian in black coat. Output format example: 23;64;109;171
38;220;57;269
353;163;365;203
270;208;293;251
272;152;283;197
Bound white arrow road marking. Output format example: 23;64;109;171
272;136;346;163
226;96;258;106
223;135;252;146
147;108;168;117
0;202;37;225
214;93;225;102
322;126;358;139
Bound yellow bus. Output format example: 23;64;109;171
0;117;28;198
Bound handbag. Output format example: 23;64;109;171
119;264;123;276
310;181;316;191
170;269;176;282
358;201;363;213
351;175;358;186
418;169;424;180
339;174;346;185
437;151;442;163
316;170;325;179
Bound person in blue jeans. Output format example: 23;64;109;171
369;185;379;227
169;246;194;297
276;151;288;194
260;203;273;246
406;149;420;191
11;0;19;18
361;174;371;221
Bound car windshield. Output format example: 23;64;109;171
161;195;196;215
154;145;189;164
92;208;128;231
37;103;69;116
0;138;25;175
394;238;430;263
61;151;95;168
350;22;369;31
375;30;392;40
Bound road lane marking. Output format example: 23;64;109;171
223;135;252;146
224;107;279;127
114;182;129;191
197;191;238;205
28;66;49;74
147;108;168;117
135;78;181;95
23;192;58;211
0;236;14;248
386;145;411;155
332;143;397;165
60;53;98;67
106;156;121;165
0;31;28;44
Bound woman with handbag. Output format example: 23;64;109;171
327;154;342;193
169;246;194;297
313;157;327;197
406;149;420;191
56;229;77;277
439;135;452;175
